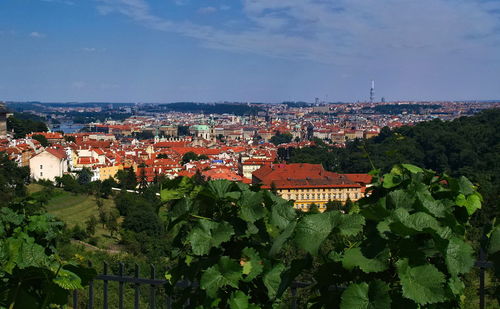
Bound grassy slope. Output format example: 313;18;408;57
29;184;122;250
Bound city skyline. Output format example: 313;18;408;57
1;0;500;102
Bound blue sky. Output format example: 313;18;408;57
1;0;500;102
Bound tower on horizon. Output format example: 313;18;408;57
370;80;375;103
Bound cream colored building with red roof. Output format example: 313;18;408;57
252;163;371;212
29;148;68;182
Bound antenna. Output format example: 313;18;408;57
370;80;375;103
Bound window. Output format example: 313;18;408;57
40;165;43;170
40;172;43;177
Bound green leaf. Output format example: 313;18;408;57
396;259;446;305
464;193;481;215
387;189;415;210
188;220;235;255
342;247;389;273
457;176;474;195
415;189;446;218
382;173;402;189
338;213;365;236
229;291;260;309
269;221;296;257
294;213;334;255
205;180;233;200
401;164;423;174
489;225;500;254
239;191;266;223
340;280;391;309
200;256;242;298
269;199;296;230
53;269;83;290
448;276;465;295
263;263;285;299
160;189;184;202
445;237;474;276
241;247;264;282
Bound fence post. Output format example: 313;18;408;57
73;289;78;309
119;263;124;309
103;262;109;309
88;261;94;309
479;243;486;309
149;264;156;309
134;264;140;309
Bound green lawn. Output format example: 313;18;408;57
29;185;123;251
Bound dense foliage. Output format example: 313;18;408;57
0;153;95;308
270;132;293;146
159;103;263;116
289;109;500;240
7;113;48;138
156;164;491;308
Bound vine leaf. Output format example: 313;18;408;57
228;291;261;309
445;237;474;276
340;280;391;309
489;225;500;254
241;247;264;282
342;247;389;273
239;191;266;223
396;259;446;305
263;263;285;299
294;213;334;255
200;256;242;298
187;219;234;255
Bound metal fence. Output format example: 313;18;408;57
72;254;494;309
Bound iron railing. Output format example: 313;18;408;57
72;255;495;309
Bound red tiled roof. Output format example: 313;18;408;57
253;163;363;189
45;148;66;160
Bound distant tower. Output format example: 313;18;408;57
0;103;7;137
370;80;375;103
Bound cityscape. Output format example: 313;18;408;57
1;0;500;308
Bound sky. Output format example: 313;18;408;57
0;0;500;103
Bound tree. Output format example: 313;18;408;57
64;135;76;143
85;215;98;237
105;210;120;238
116;168;137;190
270;132;293;145
7;113;48;138
55;174;81;194
325;200;343;212
157;153;169;159
0;153;29;204
181;151;199;164
77;167;93;186
198;154;209;161
31;134;49;147
100;177;116;198
122;207;163;237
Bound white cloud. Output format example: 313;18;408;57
29;31;46;38
94;0;500;64
41;0;75;5
197;6;217;15
81;47;107;53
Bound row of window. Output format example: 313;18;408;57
282;188;358;193
296;204;326;209
283;193;359;200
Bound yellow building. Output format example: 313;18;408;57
99;164;123;181
252;163;371;212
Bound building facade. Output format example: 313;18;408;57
252;163;370;212
29;148;68;182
